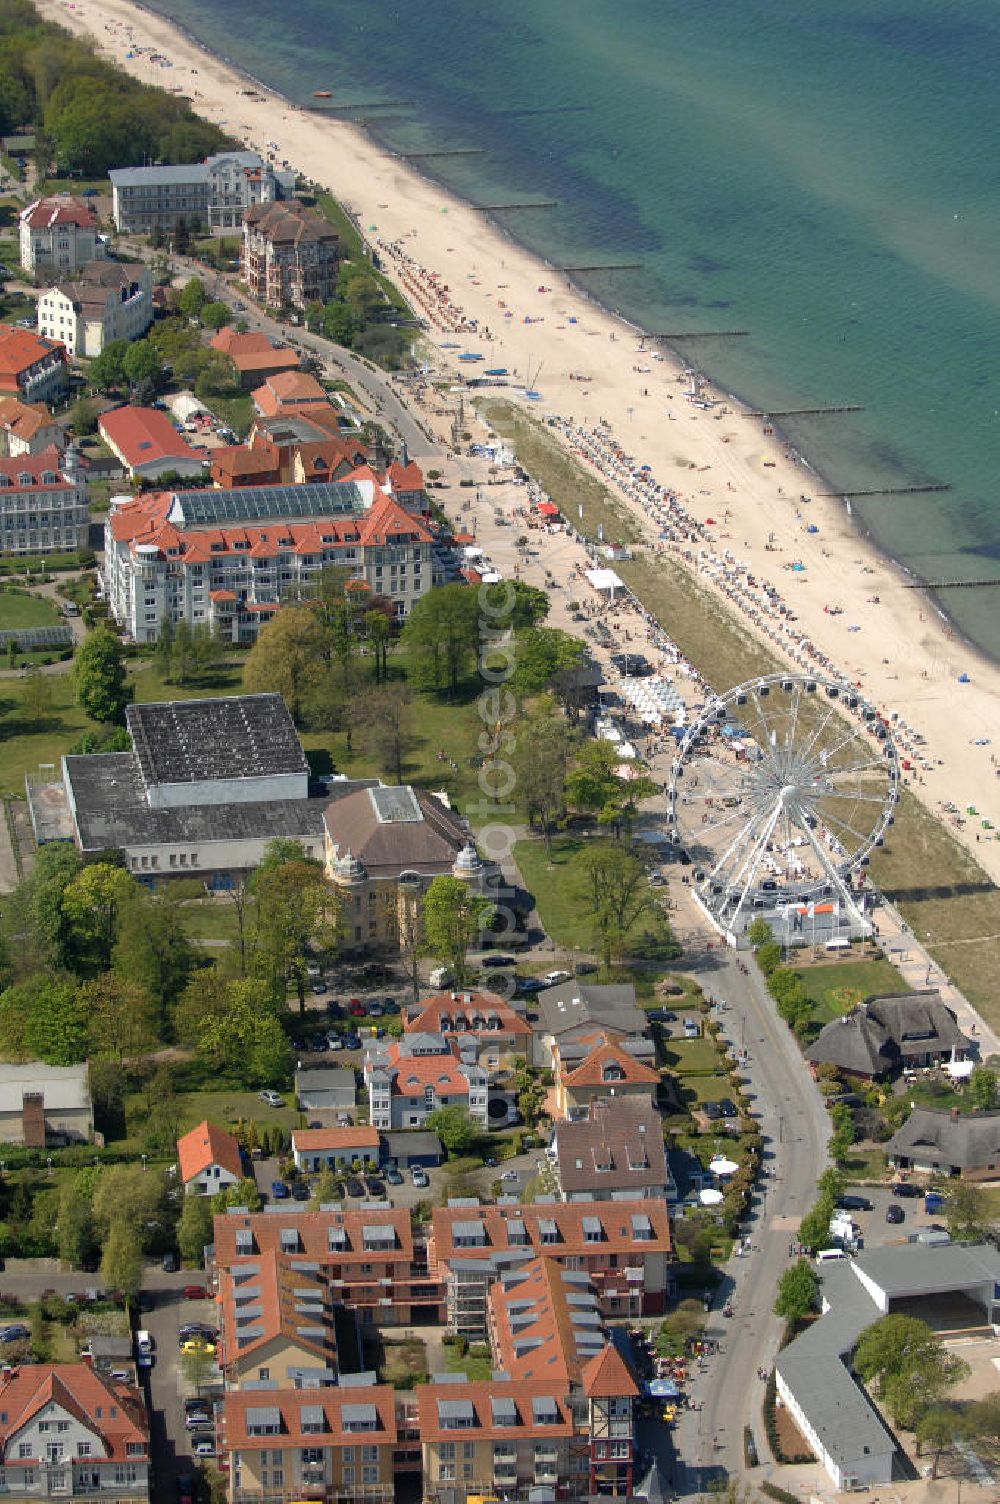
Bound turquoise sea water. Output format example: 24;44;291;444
148;0;1000;655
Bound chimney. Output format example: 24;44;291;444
22;1093;45;1148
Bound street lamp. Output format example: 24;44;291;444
141;1153;148;1173
45;1157;52;1178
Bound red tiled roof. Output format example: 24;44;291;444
292;1126;379;1154
99;406;204;470
415;1380;574;1444
0;327;67;383
0;398;63;442
405;989;531;1039
386;459;424;493
217;1250;330;1369
213;1206;413;1267
253;372;327;416
386;1047;471;1100
177;1120;243;1183
581;1343;639;1399
223;1384;397;1449
210;441;281;483
0;1364;148;1462
357;492;432;547
0;445;70;490
430;1198;672;1263
562;1037;660;1089
21;195;96;230
209;589;236;603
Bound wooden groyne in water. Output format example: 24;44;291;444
652;330;750;339
747;404;863;417
903;577;1000;590
556;261;642;273
307;100;414;112
399;148;486;159
473;201;559;211
819;483;951;497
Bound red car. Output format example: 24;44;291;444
182;1285;209;1300
348;1000;366;1018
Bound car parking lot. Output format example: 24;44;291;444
834;1181;948;1251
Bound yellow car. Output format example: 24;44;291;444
181;1338;216;1356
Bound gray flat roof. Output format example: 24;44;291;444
127;694;306;787
63;751;325;852
854;1241;1000;1298
0;1063;89;1115
111;164;209;187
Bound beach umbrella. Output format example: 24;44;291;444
709;1155;738;1177
699;1188;724;1206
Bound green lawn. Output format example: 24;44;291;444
203;393;255;439
840;1146;887;1183
0;592;62;631
676;1073;735;1107
661;1036;720;1075
513;833;677;963
792;956;910;1026
177;900;239;943
119;1088;300;1147
443;1345;493;1382
0;671;97;798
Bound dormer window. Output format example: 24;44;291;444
602;1064;624;1083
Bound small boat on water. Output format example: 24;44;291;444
313;90;332;98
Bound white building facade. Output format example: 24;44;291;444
0;447;88;557
37;262;153;357
110;151;294;234
19;196;102;275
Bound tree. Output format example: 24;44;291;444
3;841;81;973
56;1177;96;1268
213;1176;262;1213
421;876;492;987
582;842;655;970
402;584;478;698
177;276;206;319
426;1105;478;1157
123;340;165;398
62;862;136;972
194;350;239;401
250;855;338;1012
178;1193;213;1267
309;1169;339;1207
92;1163;170;1249
79;973;158;1061
945;1179;994;1243
746;918;772;947
969;1066;997;1112
200;300;230;331
756;940;782;975
88;339;129;393
113;887;195;1024
173;215;190;255
565;739;657;835
509;625;584;697
73;626;132;724
854;1314;969;1426
774;1258;820;1323
101;1222;143;1304
243;606;327;724
511;703;578;855
915;1404;972;1478
192;978;292;1085
180;1345;216;1392
23;977;88;1065
353;683;416;784
89;1059;127;1126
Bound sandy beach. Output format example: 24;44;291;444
38;0;1000;882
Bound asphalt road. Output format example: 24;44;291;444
668;935;831;1493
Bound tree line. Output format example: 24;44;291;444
0;0;231;175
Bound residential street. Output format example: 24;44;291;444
669;908;831;1492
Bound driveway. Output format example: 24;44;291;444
142;1275;219;1503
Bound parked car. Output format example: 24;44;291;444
499;1170;519;1183
0;1323;29;1343
385;1169;404;1186
344;1033;362;1050
345;1178;365;1198
184;1410;211;1430
885;1205;905;1225
515;977;545;995
366;1179;386;1198
180;1338;216;1356
191;1437;216;1459
718;1098;737;1119
291;1181;310;1202
182;1285;209;1300
326;1035;343;1052
259;1089;284;1107
179;1324;215;1342
836;1195;873;1213
703;1102;722;1121
541;970;571;987
367;1002;383;1018
348;1000;366;1018
481;954;516;970
177;1477;195;1504
574;960;598;975
382;998;399;1014
305;963;321;978
161;1252;178;1273
310;980;327;995
892;1182;921;1199
271;1180;290;1200
336;1112;353;1127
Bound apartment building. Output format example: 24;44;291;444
0;1364;150;1504
429;1198;672;1338
549;1097;670;1202
37;261;153;357
104;480;432;643
222;1384;398;1504
98;407;206;483
365;1035;488;1133
0;446;88;558
110;151;295;234
551;1034;661;1120
290;1126;380;1174
0;397;66;458
209;328;301;391
0;329;68;406
240;200;339;309
216;1251;337;1390
402;988;532;1073
213;1206;445;1327
19;196;102;275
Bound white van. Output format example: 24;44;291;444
429;966;452;989
135;1330;153;1356
815;1248;847;1263
825;936;850;952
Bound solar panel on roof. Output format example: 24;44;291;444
173;481;366;527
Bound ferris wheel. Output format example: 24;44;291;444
666;674;900;941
